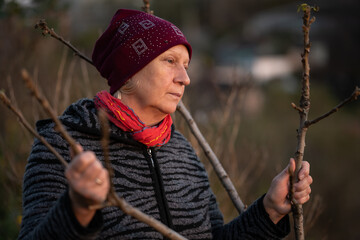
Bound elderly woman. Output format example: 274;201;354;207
18;9;312;239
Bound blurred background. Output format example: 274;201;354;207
0;0;359;239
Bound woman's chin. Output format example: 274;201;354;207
159;105;178;115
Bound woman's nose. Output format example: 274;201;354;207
174;66;190;86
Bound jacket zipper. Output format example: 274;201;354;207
147;148;155;168
146;148;173;232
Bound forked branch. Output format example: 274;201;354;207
289;4;359;240
290;5;314;240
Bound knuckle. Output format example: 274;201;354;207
93;159;104;170
103;169;110;178
309;176;313;184
82;151;96;161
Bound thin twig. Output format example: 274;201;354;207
97;109;116;201
54;47;68;114
109;196;187;240
291;5;358;240
290;5;314;240
306;86;360;127
89;194;187;240
177;100;246;214
0;90;68;167
291;102;304;113
21;69;81;156
142;0;154;14
80;60;92;98
34;19;93;65
213;83;240;155
62;58;76;111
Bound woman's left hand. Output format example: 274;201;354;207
263;158;313;224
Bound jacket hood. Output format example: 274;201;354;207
36;98;144;146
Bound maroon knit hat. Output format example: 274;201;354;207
92;9;192;95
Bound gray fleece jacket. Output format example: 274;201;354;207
18;98;289;239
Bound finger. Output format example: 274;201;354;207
94;170;110;201
83;168;109;203
294;175;313;191
293;186;311;199
67;151;97;176
70;143;83;158
68;161;107;202
298;161;310;180
81;159;104;183
96;169;110;188
287;158;296;175
294;193;311;205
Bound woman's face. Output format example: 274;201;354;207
123;44;190;125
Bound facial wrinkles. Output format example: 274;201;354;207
121;45;190;124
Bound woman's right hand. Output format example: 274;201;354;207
65;145;110;227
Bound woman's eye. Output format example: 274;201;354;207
167;59;175;64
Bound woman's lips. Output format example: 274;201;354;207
169;92;182;98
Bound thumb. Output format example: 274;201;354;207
287;158;296;176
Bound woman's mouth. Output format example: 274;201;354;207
169;92;182;98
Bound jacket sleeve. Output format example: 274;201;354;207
18;127;103;240
210;193;290;240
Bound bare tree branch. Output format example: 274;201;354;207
306;86;360;127
97;109;117;203
290;6;359;240
142;0;154;15
291;102;304;113
21;69;81;156
289;5;314;240
54;47;68;114
0;90;68;167
177;101;246;214
35;19;93;65
93;194;188;240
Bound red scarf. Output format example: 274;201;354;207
94;91;172;147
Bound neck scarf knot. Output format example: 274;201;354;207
94;91;172;147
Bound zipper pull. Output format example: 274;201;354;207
147;148;155;168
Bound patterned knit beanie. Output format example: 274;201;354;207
92;9;192;95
